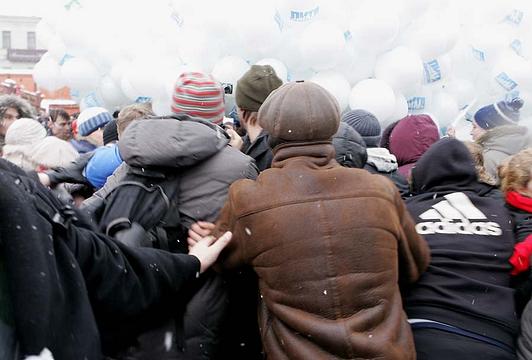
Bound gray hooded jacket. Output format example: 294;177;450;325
83;118;258;227
477;125;531;180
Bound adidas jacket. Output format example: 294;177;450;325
403;139;518;349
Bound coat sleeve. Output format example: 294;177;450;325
244;159;260;180
65;224;201;318
213;188;247;269
46;151;93;186
394;190;430;284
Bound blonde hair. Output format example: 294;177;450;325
463;141;497;186
499;148;532;194
117;103;155;136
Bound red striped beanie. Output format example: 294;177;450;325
171;72;225;124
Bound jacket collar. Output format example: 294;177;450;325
244;129;269;155
271;141;336;169
477;124;528;145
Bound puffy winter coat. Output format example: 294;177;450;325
82;116;258;359
476;125;531;181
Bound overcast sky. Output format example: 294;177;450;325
0;0;65;18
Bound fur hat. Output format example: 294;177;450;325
0;94;35;119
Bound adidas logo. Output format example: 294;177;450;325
416;192;502;236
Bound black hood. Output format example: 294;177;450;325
411;138;486;194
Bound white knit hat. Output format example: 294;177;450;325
4;118;46;146
77;107;113;136
3;118;46;170
32;136;79;169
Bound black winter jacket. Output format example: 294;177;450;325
241;129;273;172
403;139;518;350
0;159;201;359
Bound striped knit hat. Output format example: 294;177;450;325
77;107;113;137
171;72;225;124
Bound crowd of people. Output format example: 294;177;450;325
0;64;530;360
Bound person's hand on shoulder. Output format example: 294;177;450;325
189;231;232;273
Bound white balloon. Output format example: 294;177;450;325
349;79;396;122
275;27;306;72
178;28;220;73
124;57;167;100
55;9;93;58
151;97;174;116
338;52;376;85
310;71;351;112
99;76;129;108
401;13;459;60
489;50;532;97
515;91;532;117
445;78;476;109
61;57;100;94
468;24;515;66
422;54;452;85
389;93;409;123
47;36;68;62
35;19;55;49
212;56;250;114
349;2;399;54
79;92;106;111
234;2;282;61
406;85;433;114
121;76;142;102
33;54;64;91
299;20;346;71
375;46;424;95
428;92;460;127
275;0;321;30
256;58;289;82
212;56;251;89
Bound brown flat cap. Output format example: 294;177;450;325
258;81;340;142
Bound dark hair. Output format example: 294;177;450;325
49;109;71;123
241;110;258;126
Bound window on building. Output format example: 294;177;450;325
27;31;36;50
2;31;11;49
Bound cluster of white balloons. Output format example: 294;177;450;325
33;0;532;132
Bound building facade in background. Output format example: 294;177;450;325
0;14;45;70
0;14;76;113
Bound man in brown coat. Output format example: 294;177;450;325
191;81;430;359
